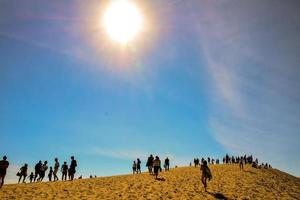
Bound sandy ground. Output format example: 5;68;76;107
0;164;299;200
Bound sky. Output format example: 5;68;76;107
1;0;300;183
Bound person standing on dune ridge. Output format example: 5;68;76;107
53;158;60;181
0;156;9;188
69;156;77;180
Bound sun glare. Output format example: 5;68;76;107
103;0;143;44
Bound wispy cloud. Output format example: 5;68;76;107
195;0;300;175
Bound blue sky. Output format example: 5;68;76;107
1;0;300;182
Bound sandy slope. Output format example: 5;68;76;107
1;164;299;200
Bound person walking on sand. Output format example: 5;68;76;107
153;156;161;179
0;156;9;188
137;158;141;174
200;160;212;192
164;157;170;171
146;155;154;175
18;164;28;183
34;160;42;182
28;172;34;183
48;167;53;181
53;158;60;181
132;161;137;174
61;162;68;181
69;156;77;181
39;161;48;181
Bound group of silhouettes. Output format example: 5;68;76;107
0;155;77;188
131;155;170;179
1;153;273;192
195;154;273;191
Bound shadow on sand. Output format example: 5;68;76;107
156;177;166;181
208;192;228;200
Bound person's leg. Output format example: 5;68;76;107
0;175;4;188
18;175;22;183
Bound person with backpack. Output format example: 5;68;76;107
18;164;28;183
39;161;48;181
0;156;9;188
153;156;161;179
61;162;68;181
69;156;77;181
53;158;60;181
200;160;212;192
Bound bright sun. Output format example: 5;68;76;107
103;0;143;44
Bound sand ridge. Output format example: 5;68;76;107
0;164;300;199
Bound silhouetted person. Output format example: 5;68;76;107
207;157;211;164
18;164;28;183
28;172;34;183
239;157;244;170
39;161;48;181
137;158;141;174
153;156;161;179
146;155;154;174
164;157;170;171
0;156;9;188
69;156;77;180
200;160;212;192
132;161;137;174
48;167;53;181
61;162;68;181
34;161;42;182
53;158;60;181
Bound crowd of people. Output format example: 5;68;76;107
0;155;77;187
1;153;273;192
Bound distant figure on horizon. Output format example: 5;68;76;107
61;161;68;181
48;167;53;181
239;156;244;171
132;161;137;174
69;156;77;181
39;161;48;181
153;156;161;179
53;158;60;181
164;157;170;171
200;160;212;192
146;155;154;175
34;161;42;182
0;156;9;188
137;158;141;174
18;164;28;183
28;172;34;183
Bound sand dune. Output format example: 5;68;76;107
1;164;299;199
